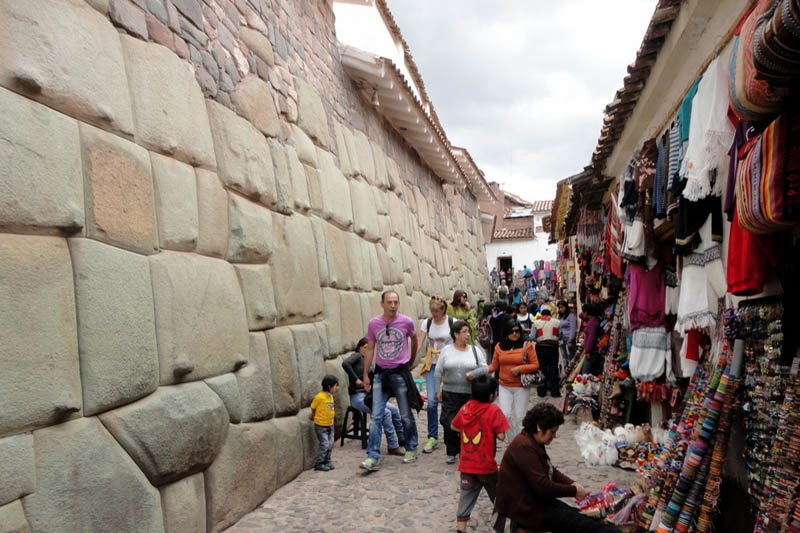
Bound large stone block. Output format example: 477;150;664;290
271;213;323;321
237;333;274;422
314;321;331;360
324;358;351;432
204;421;277;533
290;324;325;407
0;500;30;533
309;216;330;286
204;374;242;424
81;122;158;254
332;121;353;177
151;153;199;251
227;192;273;264
272;416;303;486
349;179;380;242
322;222;352;290
304;164;323;214
121;36;214;167
372;187;389;216
375;242;394;285
340;126;360;177
239;27;274;66
195;169;228;258
387;192;408;240
346;233;369;292
353;130;375;184
206;100;276;207
317;148;353;229
386;237;405;282
294;77;330;147
231;75;279;138
0;0;134;136
159;473;206;533
386;157;401;191
285;145;311;213
368;244;384;291
322;288;343;356
339;291;364;352
234;265;278;330
291;124;318;168
0;434;34;506
24;418;163;533
370;142;389;189
265;328;300;416
295;408;316;470
69;238;159;416
0;89;83;234
99;382;228;485
358;293;373;342
267;139;293;215
150;252;249;385
0;235;82;436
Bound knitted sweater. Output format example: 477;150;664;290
434;344;489;394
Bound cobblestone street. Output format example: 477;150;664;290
227;396;638;533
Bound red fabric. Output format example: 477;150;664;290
684;330;708;361
452;401;510;474
628;262;666;330
727;209;778;295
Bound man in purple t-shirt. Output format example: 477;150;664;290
360;290;419;471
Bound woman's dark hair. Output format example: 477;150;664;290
321;374;339;392
522;403;564;434
451;290;468;309
493;300;508;313
449;319;470;341
583;303;601;317
557;300;570;318
498;319;525;350
356;337;369;351
471;374;498;402
540;308;551;316
517;302;528;313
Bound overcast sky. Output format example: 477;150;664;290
387;1;657;202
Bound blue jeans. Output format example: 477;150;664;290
560;340;574;370
314;424;333;467
367;371;418;460
425;365;438;440
350;392;403;448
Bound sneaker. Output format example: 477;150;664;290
325;462;335;470
359;458;380;472
446;455;457;464
402;450;418;463
387;447;405;456
423;437;439;453
314;464;331;471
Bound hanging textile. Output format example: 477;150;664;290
753;0;800;86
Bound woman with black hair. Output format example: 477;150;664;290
580;304;603;375
448;290;477;344
494;403;621;533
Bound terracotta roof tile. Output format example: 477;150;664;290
530;200;553;212
493;227;534;240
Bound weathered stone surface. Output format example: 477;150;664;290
304;164;323;213
0;434;34;506
234;264;277;330
0;235;82;436
99;382;228;486
151;152;199;251
371;142;389;189
204;374;242;424
0;0;135;136
295;408;316;470
322;288;343;356
204;421;277;533
272;416;302;486
324;358;351;432
353;129;375;184
231;75;279;138
267;139;293;214
24;418;163;533
339;291;363;352
294;77;330;147
227;192;273;263
285;145;311;212
236;333;274;422
375;242;393;285
386;157;401;191
358;293;373;342
195;169;228;258
0;89;83;234
0;500;30;533
149;252;249;384
309;216;330;286
313;321;331;361
322;222;352;290
349;179;381;242
206;100;277;206
265;328;300;416
346;232;369;292
69;238;159;416
372;186;389;215
367;243;384;290
121;35;215;167
159;473;206;533
387;192;408;240
110;0;148;39
291;124;318;168
271;213;323;321
332;121;354;177
341;125;361;177
289;324;325;406
239;27;274;66
317;148;354;229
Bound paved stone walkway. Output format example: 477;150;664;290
227;396;638;533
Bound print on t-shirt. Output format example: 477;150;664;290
376;326;405;361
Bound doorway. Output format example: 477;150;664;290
498;256;512;273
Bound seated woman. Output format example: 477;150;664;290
494;403;621;533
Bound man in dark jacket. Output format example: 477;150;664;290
488;300;508;366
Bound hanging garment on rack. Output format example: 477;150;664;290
630;327;673;382
726;208;780;296
627;262;666;331
665;263;680;316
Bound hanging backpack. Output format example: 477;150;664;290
477;317;493;349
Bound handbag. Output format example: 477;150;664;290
736;107;800;233
519;341;544;388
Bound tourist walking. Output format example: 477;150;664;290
494;403;621;533
488;320;539;441
434;320;489;463
532;307;561;398
516;302;533;338
342;338;405;455
497;280;509;303
488;300;508;366
557;300;577;370
360;291;421;471
418;296;454;454
447;290;477;344
579;304;603;376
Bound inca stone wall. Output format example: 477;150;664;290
0;1;490;532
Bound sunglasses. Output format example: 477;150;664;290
430;296;445;302
509;329;522;335
385;324;391;336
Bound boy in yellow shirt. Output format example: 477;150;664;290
310;375;339;471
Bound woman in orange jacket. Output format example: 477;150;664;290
489;319;540;441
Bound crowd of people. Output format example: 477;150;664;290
307;288;621;533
